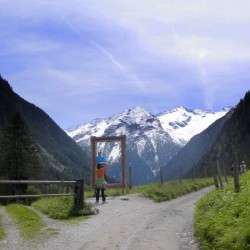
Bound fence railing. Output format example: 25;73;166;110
0;179;85;210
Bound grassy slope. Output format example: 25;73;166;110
194;172;250;250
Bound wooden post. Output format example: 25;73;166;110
204;163;207;178
74;179;84;210
121;135;126;195
128;165;132;189
160;166;163;185
233;163;240;192
192;165;195;181
91;136;96;189
216;160;223;189
179;165;182;182
212;162;219;188
233;148;240;192
222;163;228;184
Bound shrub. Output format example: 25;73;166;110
32;196;95;219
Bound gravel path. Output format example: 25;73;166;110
0;186;214;250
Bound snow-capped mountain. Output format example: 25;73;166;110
66;107;180;184
157;106;231;146
66;106;230;184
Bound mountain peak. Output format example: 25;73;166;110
123;106;151;117
0;75;13;93
111;106;154;125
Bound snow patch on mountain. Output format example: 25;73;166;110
157;106;231;146
66;119;109;143
66;106;231;149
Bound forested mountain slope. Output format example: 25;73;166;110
196;91;250;175
165;110;234;180
0;75;91;181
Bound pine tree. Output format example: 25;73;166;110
0;112;41;179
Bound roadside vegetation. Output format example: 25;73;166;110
126;178;214;202
194;171;250;250
85;178;214;202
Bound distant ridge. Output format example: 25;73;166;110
0;75;91;181
165;110;234;180
157;106;231;146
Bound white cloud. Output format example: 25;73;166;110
1;0;250;127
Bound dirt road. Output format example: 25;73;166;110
1;186;214;250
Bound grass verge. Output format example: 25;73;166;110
85;178;214;202
194;172;250;250
6;204;45;239
127;178;214;202
32;196;95;220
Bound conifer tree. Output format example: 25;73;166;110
0;112;41;179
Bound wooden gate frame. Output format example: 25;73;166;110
91;135;126;192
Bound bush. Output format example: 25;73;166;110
32;196;95;219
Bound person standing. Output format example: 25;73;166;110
96;150;106;167
240;161;247;174
95;162;109;204
96;150;108;182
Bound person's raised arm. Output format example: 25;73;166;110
102;162;109;170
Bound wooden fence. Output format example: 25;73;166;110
0;179;85;210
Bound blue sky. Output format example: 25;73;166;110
1;1;250;129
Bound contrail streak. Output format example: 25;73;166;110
91;42;126;71
60;15;155;109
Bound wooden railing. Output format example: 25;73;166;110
0;179;85;209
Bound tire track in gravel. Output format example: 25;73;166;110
0;206;30;250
